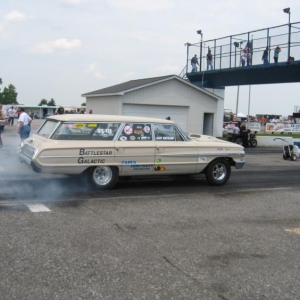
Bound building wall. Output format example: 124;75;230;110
85;78;222;136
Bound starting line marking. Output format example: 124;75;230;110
26;204;51;213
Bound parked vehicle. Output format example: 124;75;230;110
19;114;245;189
274;138;300;161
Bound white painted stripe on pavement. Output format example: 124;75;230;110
26;203;51;213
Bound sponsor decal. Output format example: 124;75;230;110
122;161;137;165
79;148;113;155
156;136;175;140
78;157;105;164
120;136;127;141
155;158;161;163
130;164;152;171
75;123;85;128
129;135;136;141
154;166;166;171
133;129;143;135
87;123;97;128
140;136;151;140
124;125;133;135
217;148;230;151
198;157;206;162
143;126;150;133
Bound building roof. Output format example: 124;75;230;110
81;75;220;100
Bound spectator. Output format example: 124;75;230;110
191;54;199;72
206;49;213;70
7;106;16;126
17;107;32;141
273;46;281;63
241;50;247;67
262;47;269;64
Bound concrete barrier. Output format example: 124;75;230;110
257;136;293;147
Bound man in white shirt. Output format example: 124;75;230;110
8;106;16;126
17;107;32;141
226;121;235;133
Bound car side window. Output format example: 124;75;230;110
118;123;152;141
154;124;184;141
52;122;121;140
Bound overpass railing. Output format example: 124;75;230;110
185;22;300;73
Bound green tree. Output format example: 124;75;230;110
47;98;56;106
0;84;18;104
81;102;86;106
38;99;48;106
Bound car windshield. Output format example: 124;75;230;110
37;120;59;138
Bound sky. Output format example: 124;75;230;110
1;0;300;116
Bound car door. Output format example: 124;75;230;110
154;123;198;174
115;123;156;175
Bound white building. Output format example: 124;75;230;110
82;75;224;137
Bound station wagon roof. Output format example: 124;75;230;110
47;114;175;124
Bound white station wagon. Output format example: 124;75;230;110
19;114;245;189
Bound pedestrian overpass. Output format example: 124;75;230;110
180;22;300;88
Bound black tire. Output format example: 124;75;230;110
235;138;243;146
283;154;287;160
249;138;257;147
291;154;297;161
84;166;119;190
205;158;231;186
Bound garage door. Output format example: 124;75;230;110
123;104;188;131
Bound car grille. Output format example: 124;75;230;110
21;144;36;159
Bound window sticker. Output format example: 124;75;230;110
143;126;150;133
120;136;127;141
87;123;97;128
129;136;136;141
123;125;133;135
74;123;85;128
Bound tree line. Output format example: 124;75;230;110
0;78;56;106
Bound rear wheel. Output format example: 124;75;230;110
205;158;231;186
249;138;257;147
84;166;118;190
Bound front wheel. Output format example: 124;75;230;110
249;138;257;147
84;166;119;190
291;154;297;161
205;159;231;186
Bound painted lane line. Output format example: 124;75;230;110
285;228;300;235
26;204;51;213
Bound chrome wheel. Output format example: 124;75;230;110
212;163;227;181
93;166;113;186
84;166;119;190
205;158;231;186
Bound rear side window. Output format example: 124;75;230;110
118;123;152;141
51;122;121;140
